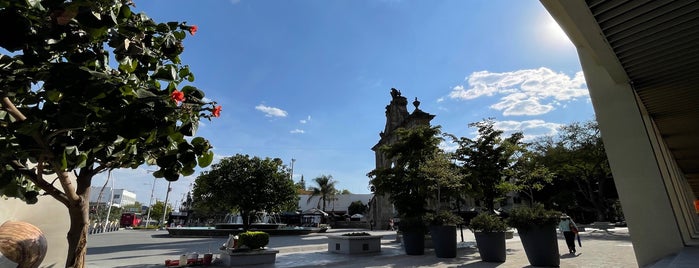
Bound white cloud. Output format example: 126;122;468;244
255;104;288;117
449;68;588;116
439;140;458;153
300;115;312;124
290;129;305;134
493;119;562;141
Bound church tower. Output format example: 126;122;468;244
369;88;435;229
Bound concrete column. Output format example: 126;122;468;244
577;48;684;266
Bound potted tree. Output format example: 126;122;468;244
367;125;443;256
506;203;561;267
468;213;508;262
426;210;463;258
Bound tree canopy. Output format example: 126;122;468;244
306;175;337;212
530;120;616;222
0;1;219;266
192;154;297;230
448;118;525;212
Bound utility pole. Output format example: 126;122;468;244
104;170;114;229
161;181;171;229
290;158;296;180
145;177;156;228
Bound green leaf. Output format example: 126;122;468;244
198;151;214;168
25;0;43;9
61;151;68;170
153;65;176;81
118;4;132;22
181;164;195;176
75;153;87;169
46;90;62;102
118;57;138;73
179;122;197;136
152;169;164;178
181;85;204;100
107;9;118;26
135;88;157;98
166;21;180;30
173;30;185;40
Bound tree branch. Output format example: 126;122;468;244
1;97;27;121
2;97;81;204
10;160;70;206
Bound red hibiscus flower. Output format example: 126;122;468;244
171;90;185;104
188;25;198;35
212;105;222;117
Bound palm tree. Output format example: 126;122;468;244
307;175;338;211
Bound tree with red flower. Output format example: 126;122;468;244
171;89;185;104
213;105;222;117
0;1;218;267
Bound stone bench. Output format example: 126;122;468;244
327;235;382;254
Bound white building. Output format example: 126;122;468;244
89;186;137;208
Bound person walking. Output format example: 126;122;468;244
389;218;395;231
558;214;579;254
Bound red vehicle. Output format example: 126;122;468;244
120;212;142;228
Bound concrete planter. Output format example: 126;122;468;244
517;225;560;267
429;225;457;258
327;235;383;254
474;231;506;262
219;248;279;266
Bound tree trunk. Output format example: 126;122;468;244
241;210;250;231
65;197;90;268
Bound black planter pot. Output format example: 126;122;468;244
474;231;506;262
429;225;457;258
402;231;425;255
517;225;560;267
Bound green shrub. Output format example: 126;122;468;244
506;203;561;230
399;217;428;233
341;232;371;236
425;210;464;226
468;213;508;233
238;231;270;249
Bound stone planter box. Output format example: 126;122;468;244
327;235;383;254
219;248;279;266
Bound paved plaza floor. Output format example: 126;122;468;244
86;227;638;268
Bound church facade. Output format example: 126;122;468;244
368;88;435;230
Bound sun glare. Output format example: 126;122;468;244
543;15;572;46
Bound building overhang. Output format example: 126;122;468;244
542;0;699;196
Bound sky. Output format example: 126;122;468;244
90;0;596;209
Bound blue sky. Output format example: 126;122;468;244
92;0;595;207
